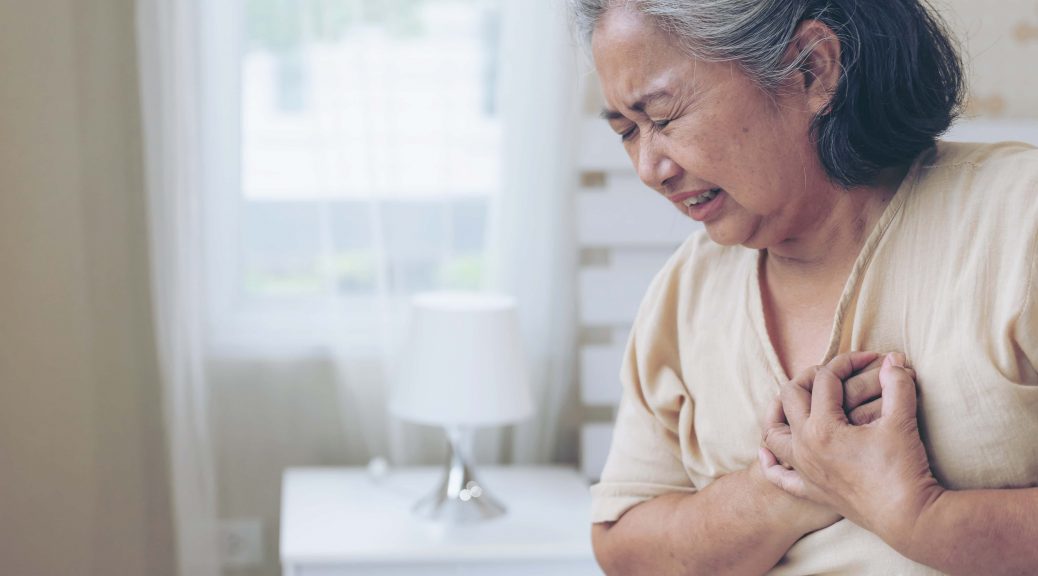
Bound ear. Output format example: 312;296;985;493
784;19;841;116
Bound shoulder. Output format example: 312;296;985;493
906;141;1038;231
928;139;1038;165
631;229;752;340
903;140;1038;314
622;229;751;414
919;140;1038;202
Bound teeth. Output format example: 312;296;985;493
683;188;720;207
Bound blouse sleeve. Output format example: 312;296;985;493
1019;224;1038;375
589;311;696;524
1011;151;1038;376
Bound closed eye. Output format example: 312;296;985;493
619;125;638;142
652;118;671;129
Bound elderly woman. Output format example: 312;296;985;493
568;0;1038;574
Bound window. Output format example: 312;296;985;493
211;0;503;351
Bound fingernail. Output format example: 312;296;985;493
887;352;905;368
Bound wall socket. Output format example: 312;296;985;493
219;518;264;569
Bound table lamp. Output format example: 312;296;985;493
390;291;533;522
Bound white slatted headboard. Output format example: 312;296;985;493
576;116;701;480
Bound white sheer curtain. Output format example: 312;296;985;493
136;0;576;572
135;1;222;575
489;0;578;464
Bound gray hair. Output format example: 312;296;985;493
568;0;815;90
567;0;965;188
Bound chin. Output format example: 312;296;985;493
704;220;767;250
704;223;748;248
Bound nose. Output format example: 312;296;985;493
634;133;681;192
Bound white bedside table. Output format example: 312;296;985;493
280;466;603;576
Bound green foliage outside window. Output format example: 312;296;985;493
245;0;444;51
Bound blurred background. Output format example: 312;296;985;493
1;1;1036;575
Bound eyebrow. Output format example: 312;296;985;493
599;89;672;120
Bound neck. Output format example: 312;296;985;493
765;165;908;284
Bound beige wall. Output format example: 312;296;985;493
943;0;1038;117
209;356;356;576
0;1;174;575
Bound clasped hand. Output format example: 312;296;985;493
759;352;944;544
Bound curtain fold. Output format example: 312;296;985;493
135;1;221;574
487;0;579;464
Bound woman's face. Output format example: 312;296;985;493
592;7;834;249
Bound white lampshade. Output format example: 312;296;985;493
391;291;533;428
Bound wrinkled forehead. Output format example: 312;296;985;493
590;3;674;63
591;6;704;110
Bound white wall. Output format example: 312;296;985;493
0;1;174;575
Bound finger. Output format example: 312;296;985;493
759;447;807;498
848;397;882;426
843;367;882;412
844;365;915;412
780;377;813;429
790;365;819;393
811;366;848;421
764;394;787;428
782;366;818;427
880;352;918;422
762;422;795;467
826;351;880;381
758;445;791;471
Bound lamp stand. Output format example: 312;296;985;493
412;425;506;522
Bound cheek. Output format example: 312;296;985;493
669;130;725;175
699;117;763;172
733;122;808;187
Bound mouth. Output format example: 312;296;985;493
671;187;725;222
680;188;721;207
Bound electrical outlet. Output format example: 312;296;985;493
219;518;264;569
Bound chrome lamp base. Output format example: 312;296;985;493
412;426;505;522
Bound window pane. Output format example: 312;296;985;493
329;202;372;251
241;202;324;296
451;198;486;253
238;0;499;307
242;0;501;200
381;201;448;259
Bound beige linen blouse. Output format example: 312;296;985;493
591;141;1038;575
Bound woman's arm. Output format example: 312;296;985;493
901;487;1038;576
593;462;838;576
